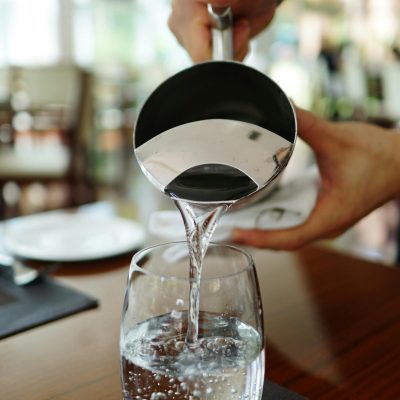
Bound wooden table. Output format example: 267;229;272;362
1;246;400;399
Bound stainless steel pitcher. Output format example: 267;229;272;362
134;6;297;204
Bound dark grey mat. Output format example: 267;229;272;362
0;268;98;339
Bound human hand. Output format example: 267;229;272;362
168;0;278;62
233;108;400;250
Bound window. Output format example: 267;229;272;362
0;0;59;66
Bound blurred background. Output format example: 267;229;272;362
0;0;399;264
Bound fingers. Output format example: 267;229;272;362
168;1;211;63
186;24;212;63
197;0;238;7
232;221;318;251
233;19;251;60
169;0;251;62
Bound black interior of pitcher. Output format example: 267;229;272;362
134;61;296;148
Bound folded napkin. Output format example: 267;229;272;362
149;166;320;242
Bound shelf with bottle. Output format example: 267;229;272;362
89;66;140;194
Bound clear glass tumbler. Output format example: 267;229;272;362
120;242;265;400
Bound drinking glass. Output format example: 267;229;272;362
120;242;265;400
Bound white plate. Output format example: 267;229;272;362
3;213;145;262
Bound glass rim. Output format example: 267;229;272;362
131;241;254;281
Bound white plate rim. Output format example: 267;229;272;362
3;213;145;262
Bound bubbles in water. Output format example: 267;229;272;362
121;313;264;399
176;298;184;307
171;309;182;319
150;392;167;400
216;319;229;327
214;337;226;348
175;340;185;352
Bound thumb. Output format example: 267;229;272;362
294;106;331;151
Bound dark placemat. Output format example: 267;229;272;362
263;380;307;399
0;269;98;339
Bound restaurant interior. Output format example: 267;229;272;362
1;1;400;399
1;0;399;264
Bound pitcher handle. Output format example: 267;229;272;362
208;5;234;61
